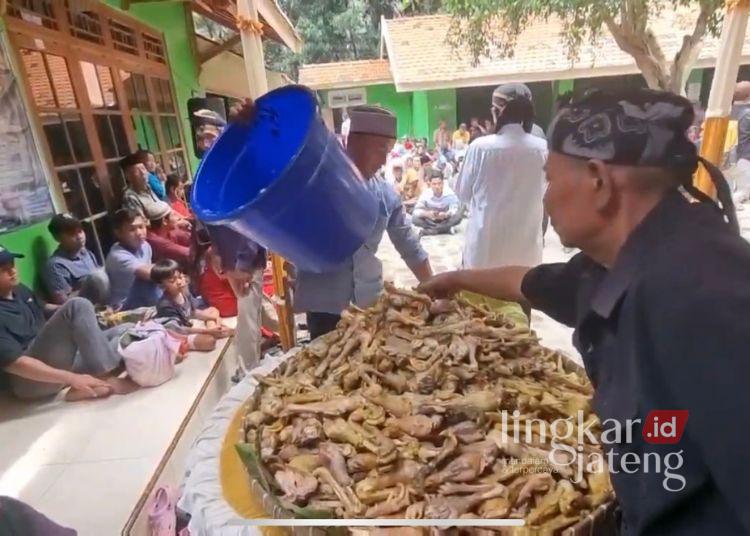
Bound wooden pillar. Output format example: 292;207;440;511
237;0;296;350
696;0;750;196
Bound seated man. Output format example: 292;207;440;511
147;204;191;267
412;174;463;236
120;153;171;221
0;246;131;401
106;208;161;310
44;213;109;305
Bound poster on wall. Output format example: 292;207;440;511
0;34;55;233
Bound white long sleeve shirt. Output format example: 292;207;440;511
455;124;548;269
413;186;460;218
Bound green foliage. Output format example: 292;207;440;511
441;0;723;90
265;0;439;79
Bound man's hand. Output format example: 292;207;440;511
417;271;463;299
69;374;112;398
226;269;253;297
208;325;234;338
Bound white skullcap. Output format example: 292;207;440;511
349;105;396;138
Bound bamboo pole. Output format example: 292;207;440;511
237;0;296;350
696;0;750;196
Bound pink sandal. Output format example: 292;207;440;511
148;486;177;536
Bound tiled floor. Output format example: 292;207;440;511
0;331;237;535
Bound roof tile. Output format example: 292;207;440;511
299;59;392;90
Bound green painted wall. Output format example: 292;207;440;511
425;89;457;147
0;221;57;290
412;91;430;142
366;84;412;138
108;0;204;174
555;79;574;95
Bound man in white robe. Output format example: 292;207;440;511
455;84;548;269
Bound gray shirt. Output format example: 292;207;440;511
43;247;100;295
295;175;428;315
737;104;750;161
105;241;161;309
122;187;171;220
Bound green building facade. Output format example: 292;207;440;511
1;1;203;287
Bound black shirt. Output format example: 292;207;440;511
522;191;750;535
0;284;45;368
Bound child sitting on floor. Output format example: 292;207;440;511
198;246;238;317
151;260;233;351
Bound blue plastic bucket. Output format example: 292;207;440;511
191;85;378;272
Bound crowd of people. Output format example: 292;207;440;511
0;149;246;402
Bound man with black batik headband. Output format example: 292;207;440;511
420;89;750;535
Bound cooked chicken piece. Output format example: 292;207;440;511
274;467;318;504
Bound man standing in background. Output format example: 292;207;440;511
296;106;433;339
732;81;750;204
456;89;547;270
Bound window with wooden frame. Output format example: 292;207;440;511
19;48;109;260
5;1;189;259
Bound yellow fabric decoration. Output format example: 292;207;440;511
236;15;265;36
460;291;529;327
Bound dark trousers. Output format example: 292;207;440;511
306;312;341;340
413;211;463;235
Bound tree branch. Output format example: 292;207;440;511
669;0;715;94
602;10;669;89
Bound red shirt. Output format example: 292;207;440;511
199;263;237;317
147;227;191;266
169;197;192;219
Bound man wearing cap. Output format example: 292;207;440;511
492;83;546;140
120;153;176;222
147;204;191;267
295;105;433;339
456;90;547;271
0;246;131;400
44;213;109;305
419;89;750;535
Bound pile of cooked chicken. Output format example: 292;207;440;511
241;283;613;533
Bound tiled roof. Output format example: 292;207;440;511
382;10;750;91
298;59;392;90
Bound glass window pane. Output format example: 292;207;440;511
80;219;102;264
94;216;114;260
120;70;137;109
41;113;74;166
109;115;130;156
107;161;126;196
94;114;116;158
160;116;176;149
79;60;104;108
45;54;77;108
167;151;186;177
63;114;92;162
142;115;159;152
170;117;182;148
96;65;117;108
162;79;175;110
58;169;89;218
20;49;56;109
153;78;171;113
135;74;150;110
79;166;105;215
